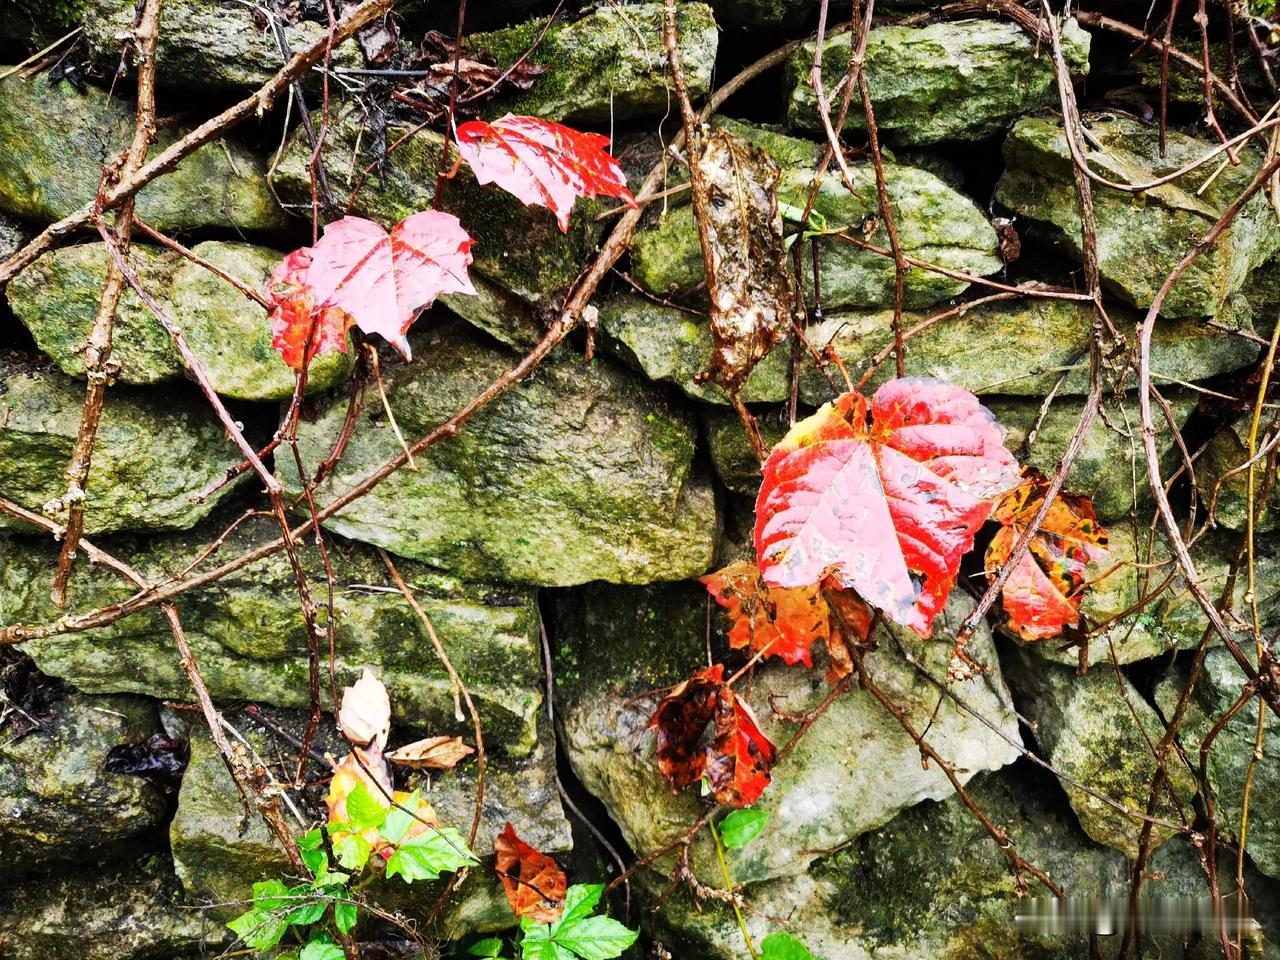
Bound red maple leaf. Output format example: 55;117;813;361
649;664;777;808
454;114;637;232
494;823;567;924
266;211;475;368
985;468;1110;641
755;378;1019;637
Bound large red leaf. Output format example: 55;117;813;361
454;114;636;232
494;823;567;924
648;664;777;808
986;468;1110;640
755;378;1019;637
267;212;475;368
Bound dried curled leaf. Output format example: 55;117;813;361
386;735;475;770
691;130;796;392
338;667;392;749
494;822;567;924
701;560;873;681
454;114;636;231
755;379;1019;637
986;467;1110;640
648;664;777;808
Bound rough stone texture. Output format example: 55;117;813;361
84;0;361;90
272;106;602;344
1197;414;1280;533
4;517;546;756
469;3;717;124
997;113;1280;317
279;322;718;586
787;17;1091;145
642;765;1279;960
0;689;166;875
0;73;285;232
983;391;1197;521
598;295;790;405
798;300;1258;402
1156;648;1280;879
553;581;1020;888
171;709;570;935
0;210;27;262
0;853;226;960
7;241;352;398
0;355;246;535
1002;647;1196;858
704;408;790;496
630;158;1002;312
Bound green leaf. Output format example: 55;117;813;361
284;884;326;926
301;845;329;877
300;934;346;960
333;832;373;872
346;782;388;830
718;809;769;849
252;877;289;911
298;828;325;851
552;915;638;960
227;907;287;951
380;789;420;845
467;937;506;957
333;900;358;935
759;932;814;960
384;827;477;883
519;923;570;960
558;884;604;926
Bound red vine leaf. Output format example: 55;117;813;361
454;114;636;232
985;467;1110;641
267;212;476;368
494;823;567;924
648;664;777;808
754;379;1019;637
706;691;776;808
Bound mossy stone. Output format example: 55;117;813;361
553;582;1019;888
630;156;1001;312
598;295;791;405
279;322;718;586
6;241;352;398
1197;414;1280;533
1002;646;1197;858
83;0;361;91
4;517;546;756
703;407;791;496
0;689;166;876
799;300;1258;403
0;356;247;535
996;113;1280;317
787;17;1091;145
0;73;285;232
468;3;718;124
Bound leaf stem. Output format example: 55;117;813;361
709;819;757;960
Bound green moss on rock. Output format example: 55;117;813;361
787;17;1091;145
997;113;1280;317
279;322;718;586
7;241;351;398
0;73;285;231
0;355;247;535
469;3;718;124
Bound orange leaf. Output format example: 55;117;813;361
985;468;1110;640
494;823;567;924
386;736;475;770
701;560;829;667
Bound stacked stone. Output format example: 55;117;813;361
0;2;1278;959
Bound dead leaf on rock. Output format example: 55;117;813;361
338;667;392;749
386;735;475;770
